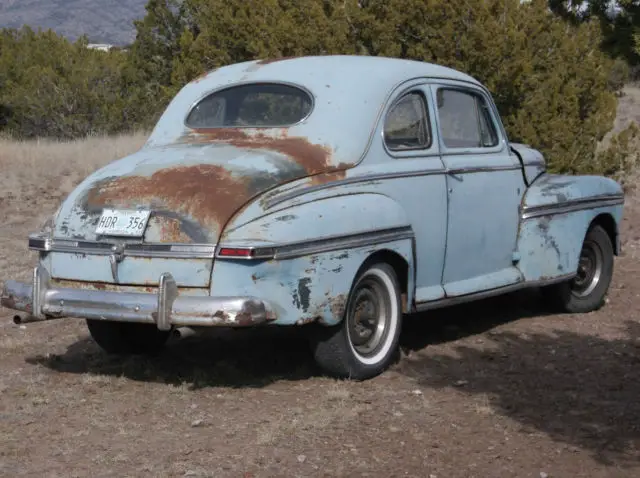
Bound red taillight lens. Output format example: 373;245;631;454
218;247;254;257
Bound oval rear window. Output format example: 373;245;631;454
186;82;313;128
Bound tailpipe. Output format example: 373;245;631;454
172;326;197;339
13;314;44;325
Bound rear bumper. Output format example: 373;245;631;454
1;266;276;329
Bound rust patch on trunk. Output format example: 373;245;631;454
180;129;336;177
87;165;250;235
153;215;194;243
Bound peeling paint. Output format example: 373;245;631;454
296;316;318;325
50;278;204;295
274;214;298;222
292;277;312;312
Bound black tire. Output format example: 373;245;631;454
86;319;171;356
541;224;614;313
311;262;403;380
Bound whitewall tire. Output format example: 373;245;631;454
311;262;403;380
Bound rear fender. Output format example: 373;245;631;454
211;194;415;325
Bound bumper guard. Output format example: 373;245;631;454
1;266;276;329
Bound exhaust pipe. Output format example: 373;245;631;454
172;326;197;339
13;314;42;325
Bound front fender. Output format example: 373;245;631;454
522;173;623;211
517;173;624;282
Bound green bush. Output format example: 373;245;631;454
0;27;131;139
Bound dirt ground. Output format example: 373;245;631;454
1;136;640;477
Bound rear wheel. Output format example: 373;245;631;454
311;262;402;380
541;224;614;313
86;319;171;356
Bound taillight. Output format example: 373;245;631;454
216;246;275;260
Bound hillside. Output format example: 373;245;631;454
0;0;147;45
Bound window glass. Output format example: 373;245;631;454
478;102;499;147
186;83;313;128
437;89;499;148
384;92;431;151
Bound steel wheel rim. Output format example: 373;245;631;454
571;238;603;297
346;276;391;358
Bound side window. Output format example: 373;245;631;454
384;92;431;151
436;88;499;149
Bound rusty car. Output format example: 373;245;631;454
1;55;625;380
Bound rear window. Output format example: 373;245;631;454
185;83;313;128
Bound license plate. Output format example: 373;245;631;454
95;209;151;237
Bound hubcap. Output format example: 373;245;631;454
571;239;603;297
347;276;390;357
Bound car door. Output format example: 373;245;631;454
430;82;526;297
377;84;448;304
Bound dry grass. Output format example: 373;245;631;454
0;131;149;203
0;132;149;288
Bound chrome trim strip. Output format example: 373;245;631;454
447;164;522;175
415;273;575;312
275;226;414;260
521;194;625;220
217;226;414;261
1;266;276;328
264;164;521;210
263;169;447;209
28;235;217;259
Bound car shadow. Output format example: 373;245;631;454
27;289;551;390
27;326;319;390
397;292;640;466
399;288;552;354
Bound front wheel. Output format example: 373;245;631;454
311;262;403;380
541;224;614;313
86;319;171;356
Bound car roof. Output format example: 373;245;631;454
195;55;482;91
146;55;485;166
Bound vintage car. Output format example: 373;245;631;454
1;55;625;380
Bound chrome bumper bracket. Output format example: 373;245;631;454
157;272;178;331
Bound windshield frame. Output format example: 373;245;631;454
183;80;316;130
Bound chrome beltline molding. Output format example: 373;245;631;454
520;194;625;220
264;163;527;210
28;235;217;259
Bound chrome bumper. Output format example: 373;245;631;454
0;266;276;329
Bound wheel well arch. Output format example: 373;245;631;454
354;249;411;313
591;213;619;255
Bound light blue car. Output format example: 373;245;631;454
1;56;624;380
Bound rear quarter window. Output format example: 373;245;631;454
186;83;313;128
